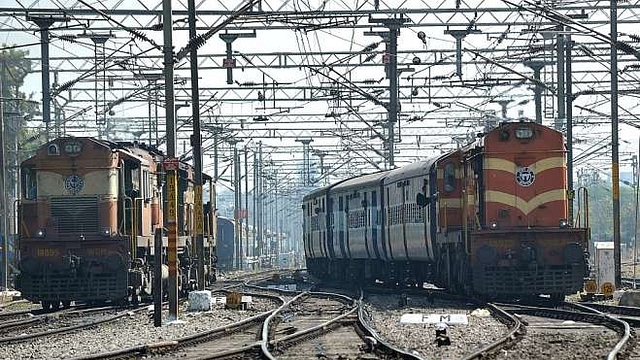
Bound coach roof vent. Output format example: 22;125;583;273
47;143;60;155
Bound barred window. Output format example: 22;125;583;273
348;209;366;228
310;216;320;231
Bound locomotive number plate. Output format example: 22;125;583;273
36;248;59;257
86;248;111;257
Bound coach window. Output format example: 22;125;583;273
444;163;456;193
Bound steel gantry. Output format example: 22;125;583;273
2;0;640;289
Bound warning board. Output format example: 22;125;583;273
223;58;236;68
602;282;615;296
163;158;179;171
584;279;597;293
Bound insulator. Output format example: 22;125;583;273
130;29;149;43
629;34;640;43
362;42;379;53
617;41;637;56
57;35;77;43
363;53;376;63
57;80;76;93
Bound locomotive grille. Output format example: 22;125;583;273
51;196;99;234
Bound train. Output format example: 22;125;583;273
16;137;217;309
216;216;235;271
216;216;298;272
303;121;590;300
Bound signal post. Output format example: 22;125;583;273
163;0;178;322
164;158;179;320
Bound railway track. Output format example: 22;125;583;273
353;287;523;360
0;305;147;345
264;292;368;359
66;290;284;360
65;283;417;359
491;302;631;359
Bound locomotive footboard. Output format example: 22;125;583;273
470;228;589;297
472;264;585;296
17;239;130;303
18;271;128;302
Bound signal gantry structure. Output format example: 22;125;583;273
1;0;639;215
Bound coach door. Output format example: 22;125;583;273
338;195;348;258
326;197;336;258
416;177;434;259
369;190;382;260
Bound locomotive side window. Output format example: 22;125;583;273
142;170;151;200
22;166;37;200
444;163;456;192
124;161;141;198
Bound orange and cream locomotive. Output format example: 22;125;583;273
303;121;589;299
16;137;217;309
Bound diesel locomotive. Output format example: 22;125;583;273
303;121;590;300
16;137;217;309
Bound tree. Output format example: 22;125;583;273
1;44;37;287
584;181;640;251
1;45;40;154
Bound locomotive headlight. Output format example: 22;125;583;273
490;221;498;230
100;227;111;237
515;126;533;139
559;219;569;228
36;229;46;238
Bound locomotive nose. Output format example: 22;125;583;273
476;245;497;265
521;245;537;263
563;243;584;264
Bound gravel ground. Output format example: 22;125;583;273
493;319;620;360
363;293;509;359
0;295;278;360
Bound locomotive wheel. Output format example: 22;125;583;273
41;301;51;311
62;300;71;308
50;301;60;311
550;293;565;304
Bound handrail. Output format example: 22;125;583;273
575;186;590;231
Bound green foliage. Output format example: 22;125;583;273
1;45;43;160
0;46;32;88
585;182;640;245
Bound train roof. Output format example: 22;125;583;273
460;121;560;152
383;158;437;184
21;136;144;167
330;171;388;193
302;185;331;202
24;136;212;181
217;216;234;224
